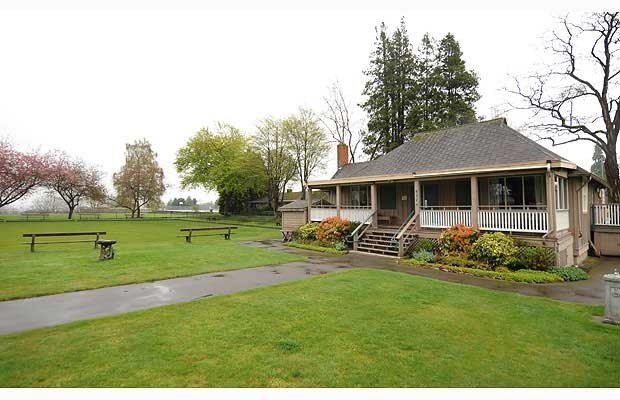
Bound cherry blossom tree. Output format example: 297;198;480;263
46;152;106;219
0;141;50;208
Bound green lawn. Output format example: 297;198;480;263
0;269;618;387
0;219;303;300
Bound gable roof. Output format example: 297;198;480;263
332;118;570;180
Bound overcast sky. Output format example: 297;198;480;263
0;1;612;207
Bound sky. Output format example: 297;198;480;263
0;0;612;208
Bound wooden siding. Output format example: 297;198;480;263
281;209;307;232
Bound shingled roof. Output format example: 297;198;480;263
332;118;569;180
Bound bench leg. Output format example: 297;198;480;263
30;236;35;252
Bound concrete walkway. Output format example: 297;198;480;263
0;239;615;335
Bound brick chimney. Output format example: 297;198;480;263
337;143;349;169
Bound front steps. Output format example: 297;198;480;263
355;228;414;257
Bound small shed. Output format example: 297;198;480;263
278;200;308;241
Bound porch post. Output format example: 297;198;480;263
306;186;312;223
370;184;378;228
470;176;479;228
546;171;557;234
336;185;341;218
414;180;421;230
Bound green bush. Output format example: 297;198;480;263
284;240;348;255
348;221;362;236
296;222;319;242
414;238;435;253
410;250;435;263
435;254;482;269
512;246;555;271
333;241;348;252
470;232;518;268
549;265;589;281
438;224;480;255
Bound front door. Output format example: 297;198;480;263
398;183;415;223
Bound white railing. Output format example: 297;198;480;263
420;209;471;228
478;209;548;233
593;204;620;226
309;206;373;222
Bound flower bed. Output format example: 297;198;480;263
403;259;564;283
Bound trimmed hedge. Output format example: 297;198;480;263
284;241;348;255
549;265;589;281
403;259;564;283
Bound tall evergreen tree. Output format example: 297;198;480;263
591;145;606;179
435;33;480;127
408;33;441;133
361;19;416;159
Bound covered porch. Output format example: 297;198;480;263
307;171;569;235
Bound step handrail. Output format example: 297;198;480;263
347;210;376;246
390;209;418;244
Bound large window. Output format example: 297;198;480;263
555;176;568;210
455;181;471;207
480;175;546;208
379;185;397;209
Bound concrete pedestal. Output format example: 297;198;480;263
603;270;620;325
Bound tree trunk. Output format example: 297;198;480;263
131;210;136;218
137;206;141;219
604;149;620;203
68;206;75;220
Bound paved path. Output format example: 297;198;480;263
0;239;615;335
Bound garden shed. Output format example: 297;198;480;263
279;200;308;241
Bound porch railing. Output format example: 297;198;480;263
420;207;471;229
310;205;373;222
593;204;620;226
478;208;548;233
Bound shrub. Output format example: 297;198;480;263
512;246;555;271
296;222;319;242
414;238;435;253
349;221;362;235
316;217;351;246
438;224;480;255
549;265;589;281
284;240;348;255
470;232;517;268
410;250;435;263
333;241;348;252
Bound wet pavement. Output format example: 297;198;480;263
0;239;616;335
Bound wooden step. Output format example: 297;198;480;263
356;246;399;255
358;241;398;249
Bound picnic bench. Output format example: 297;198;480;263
20;212;49;221
22;231;107;252
78;213;101;221
179;226;238;243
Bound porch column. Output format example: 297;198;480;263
470;176;479;228
336;185;341;218
306;186;312;223
370;184;378;227
414;180;421;230
545;171;557;235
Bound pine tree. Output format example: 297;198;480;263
435;33;480;127
408;33;441;133
591;145;606;179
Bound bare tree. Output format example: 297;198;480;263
322;81;363;163
254;118;297;213
510;12;620;201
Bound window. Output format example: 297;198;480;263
379;185;397;209
349;185;369;207
479;175;546;209
455;181;471;207
422;183;439;208
555;176;568;210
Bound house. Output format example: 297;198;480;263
289;118;609;264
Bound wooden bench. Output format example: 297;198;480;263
20;212;49;221
22;231;107;252
179;226;237;243
78;213;100;220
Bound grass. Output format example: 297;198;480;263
0;218;303;300
0;268;618;387
402;259;564;283
284;241;348;255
